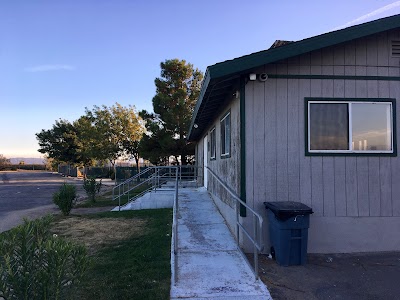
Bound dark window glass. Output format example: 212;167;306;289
221;113;231;156
210;128;216;159
309;103;349;150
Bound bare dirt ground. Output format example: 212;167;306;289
259;252;400;300
51;216;148;254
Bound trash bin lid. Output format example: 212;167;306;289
263;201;313;221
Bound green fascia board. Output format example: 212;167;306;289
209;14;400;79
208;14;400;79
188;69;211;139
188;14;400;141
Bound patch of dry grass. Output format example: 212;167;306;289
51;217;147;254
49;210;172;299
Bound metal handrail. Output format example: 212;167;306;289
114;166;186;210
172;167;179;285
112;167;156;201
205;166;264;280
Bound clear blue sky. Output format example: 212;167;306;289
1;0;399;158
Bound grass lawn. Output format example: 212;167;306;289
51;209;172;300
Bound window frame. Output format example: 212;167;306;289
209;127;216;160
220;111;231;158
305;97;397;156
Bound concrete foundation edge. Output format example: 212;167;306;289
308;216;400;253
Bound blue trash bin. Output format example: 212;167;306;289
264;201;313;266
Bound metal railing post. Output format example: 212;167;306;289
173;166;179;285
253;216;258;277
236;202;240;244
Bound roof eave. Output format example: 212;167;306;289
188;14;400;141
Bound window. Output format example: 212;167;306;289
210;127;216;160
220;111;231;158
306;98;396;155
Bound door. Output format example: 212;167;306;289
203;135;208;188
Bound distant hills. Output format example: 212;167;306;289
9;157;45;165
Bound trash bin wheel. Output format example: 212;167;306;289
270;246;275;259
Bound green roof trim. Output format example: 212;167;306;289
188;14;400;141
207;14;400;79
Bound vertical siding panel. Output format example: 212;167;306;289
310;157;323;216
322;64;335;217
345;40;356;66
253;67;266;209
322;157;335;217
265;64;277;202
379;156;392;214
355;38;367;66
333;47;347;216
355;40;369;217
310;52;323;216
345;65;358;216
367;44;381;217
245;81;255;207
366;35;378;66
389;29;400;221
276;64;289;201
299;53;312;207
288;64;300;202
389;66;400;216
376;31;389;66
378;66;393;216
368;158;381;216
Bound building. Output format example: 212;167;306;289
188;14;400;253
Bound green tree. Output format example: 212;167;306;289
36;119;82;165
140;59;203;165
0;154;10;166
73;115;97;168
113;103;144;170
36;104;144;170
43;155;57;171
83;103;144;167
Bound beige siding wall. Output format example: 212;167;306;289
195;138;204;187
199;94;241;233
246;29;400;252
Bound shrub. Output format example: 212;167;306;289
83;177;102;202
0;216;90;300
53;183;77;216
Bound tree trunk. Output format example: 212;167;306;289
134;155;140;183
134;155;140;173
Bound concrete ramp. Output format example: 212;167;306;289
170;188;271;299
112;189;174;211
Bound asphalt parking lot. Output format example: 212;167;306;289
0;171;81;232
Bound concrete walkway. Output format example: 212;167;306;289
170;187;272;300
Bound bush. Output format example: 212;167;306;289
53;183;77;216
83;177;102;202
0;216;90;300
